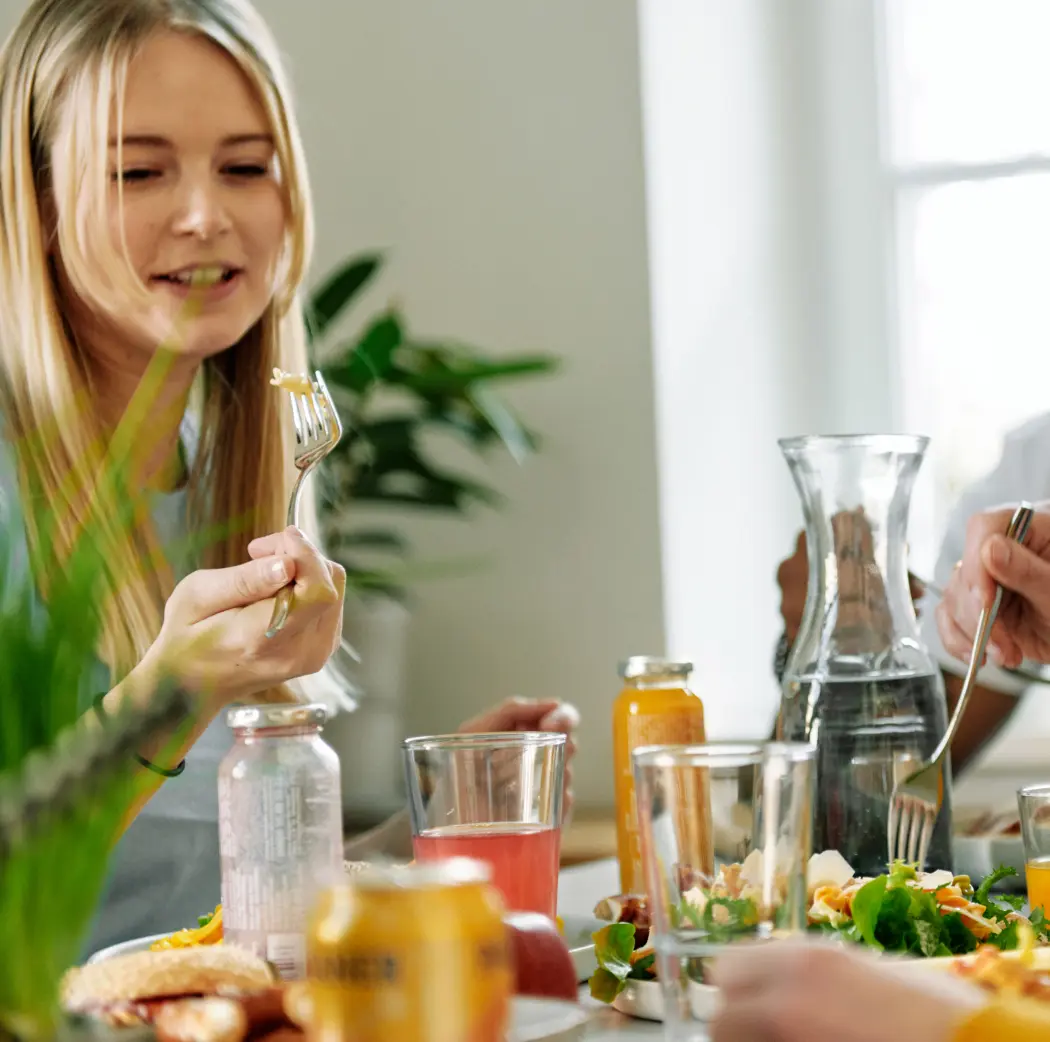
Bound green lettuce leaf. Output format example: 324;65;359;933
589;967;627;1003
941;912;980;955
974;865;1018;908
850;876;887;950
589;924;637;1002
987;920;1020;951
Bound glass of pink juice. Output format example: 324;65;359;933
403;732;566;917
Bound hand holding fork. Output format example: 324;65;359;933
889;502;1035;868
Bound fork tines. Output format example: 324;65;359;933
290;379;329;444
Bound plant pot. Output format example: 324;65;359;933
326;594;411;828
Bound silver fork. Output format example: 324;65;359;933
887;501;1034;868
266;370;343;639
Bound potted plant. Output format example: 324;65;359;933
307;254;558;822
0;372;196;1040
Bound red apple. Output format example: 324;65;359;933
503;913;578;1002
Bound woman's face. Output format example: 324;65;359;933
63;30;287;362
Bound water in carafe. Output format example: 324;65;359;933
777;436;952;877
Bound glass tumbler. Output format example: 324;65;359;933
403;731;565;916
633;741;816;1040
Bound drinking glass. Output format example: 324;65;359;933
633;742;816;1040
402;732;565;916
1018;784;1050;913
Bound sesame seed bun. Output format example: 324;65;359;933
61;945;276;1012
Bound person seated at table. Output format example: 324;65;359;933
774;418;1050;773
0;0;578;954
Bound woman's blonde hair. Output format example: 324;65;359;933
0;0;320;701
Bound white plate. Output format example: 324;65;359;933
609;978;719;1023
509;997;589;1041
89;935;592;1040
88;934;166;963
95;923;600;983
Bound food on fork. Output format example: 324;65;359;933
269;369;314;395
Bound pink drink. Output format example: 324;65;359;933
412;823;561;916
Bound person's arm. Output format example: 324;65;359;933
942;671;1021;774
89;654;219;828
918;428;1045;771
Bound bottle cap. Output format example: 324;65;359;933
226;703;328;730
618;656;693;681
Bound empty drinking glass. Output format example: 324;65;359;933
403;732;565;916
633;741;816;1040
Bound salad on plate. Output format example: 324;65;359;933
589;850;1050;1005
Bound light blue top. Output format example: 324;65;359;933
0;422;232;955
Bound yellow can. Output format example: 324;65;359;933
306;858;511;1042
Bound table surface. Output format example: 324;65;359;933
557;858;661;1040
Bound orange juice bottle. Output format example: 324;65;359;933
613;656;705;895
1027;857;1050;913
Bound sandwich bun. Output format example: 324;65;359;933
62;945;276;1012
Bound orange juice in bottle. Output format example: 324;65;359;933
1027;857;1050;913
613;656;705;895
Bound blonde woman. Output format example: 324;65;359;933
0;0;578;953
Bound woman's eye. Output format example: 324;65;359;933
225;163;269;178
112;168;159;183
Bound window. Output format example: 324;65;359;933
881;0;1050;573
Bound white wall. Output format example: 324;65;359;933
256;0;664;810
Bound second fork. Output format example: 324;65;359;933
887;502;1034;868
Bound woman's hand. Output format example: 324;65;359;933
710;941;978;1042
457;697;580;818
936;504;1050;668
144;526;345;705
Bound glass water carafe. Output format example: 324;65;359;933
777;435;951;875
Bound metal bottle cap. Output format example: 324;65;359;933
618;656;693;681
226;703;328;731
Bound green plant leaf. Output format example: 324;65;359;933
330;529;409;555
324;312;403;393
306;254;383;342
466;385;533;465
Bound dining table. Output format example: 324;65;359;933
556;857;663;1040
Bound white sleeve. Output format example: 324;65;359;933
918;413;1050;695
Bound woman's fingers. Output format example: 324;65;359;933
173;556;298;622
248;527;339;614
